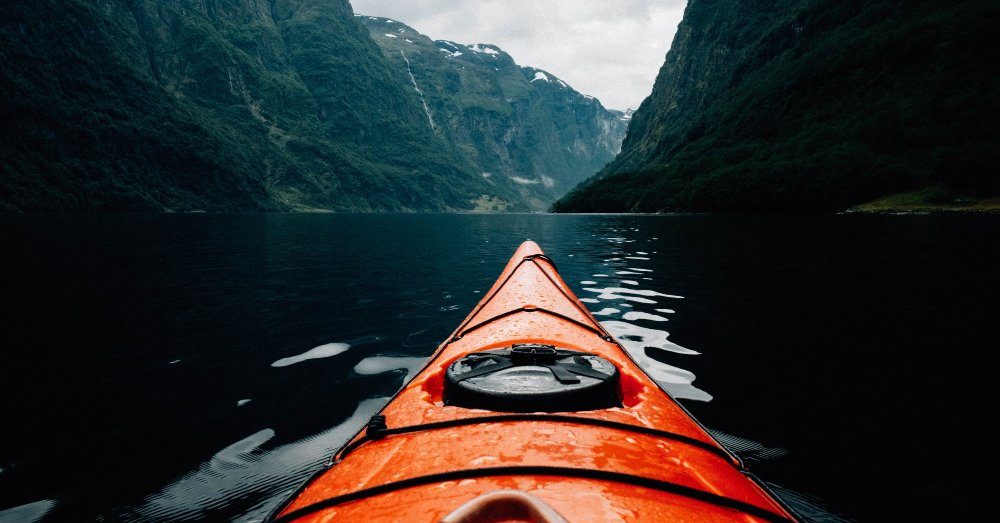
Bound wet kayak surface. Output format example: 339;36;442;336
1;213;995;521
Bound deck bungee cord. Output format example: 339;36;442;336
333;413;739;465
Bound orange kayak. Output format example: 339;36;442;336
270;241;796;522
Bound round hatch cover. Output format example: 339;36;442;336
444;344;621;412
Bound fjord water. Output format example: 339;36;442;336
1;214;995;521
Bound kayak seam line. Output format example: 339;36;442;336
450;306;613;342
449;255;546;336
334;413;738;466
271;465;794;523
528;253;617;338
450;254;582;342
524;253;559;272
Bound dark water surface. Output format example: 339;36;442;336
1;214;995;521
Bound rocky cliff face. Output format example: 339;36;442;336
555;0;1000;212
359;16;628;209
0;0;525;211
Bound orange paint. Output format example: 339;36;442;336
273;242;795;522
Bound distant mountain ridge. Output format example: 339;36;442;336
3;0;532;211
359;15;628;209
1;0;621;212
555;0;1000;212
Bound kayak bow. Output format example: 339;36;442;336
271;241;796;522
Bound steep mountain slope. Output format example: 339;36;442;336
359;16;628;209
0;0;521;211
554;0;1000;212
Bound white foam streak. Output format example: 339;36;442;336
595;293;656;304
125;399;387;521
603;320;712;402
354;356;426;382
0;500;56;522
583;287;682;299
271;343;350;367
622;311;668;322
602;321;698;356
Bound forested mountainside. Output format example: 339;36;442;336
554;0;1000;213
0;0;528;211
359;16;627;209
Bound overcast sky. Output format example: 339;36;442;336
349;0;687;110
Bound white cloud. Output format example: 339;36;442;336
349;0;687;110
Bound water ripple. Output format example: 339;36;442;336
270;343;350;368
581;235;711;402
353;356;426;382
118;398;387;522
0;499;56;522
621;311;668;322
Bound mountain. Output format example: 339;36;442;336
554;0;1000;213
0;0;526;211
358;16;628;209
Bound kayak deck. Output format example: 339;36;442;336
272;241;795;522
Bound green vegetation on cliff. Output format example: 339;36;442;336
554;0;1000;213
0;0;521;211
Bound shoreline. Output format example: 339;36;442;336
846;188;1000;215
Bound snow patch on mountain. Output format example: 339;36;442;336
531;71;550;82
468;44;500;56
